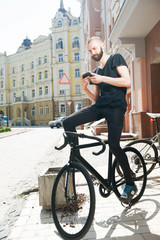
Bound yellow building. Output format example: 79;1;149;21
51;0;87;118
0;0;87;126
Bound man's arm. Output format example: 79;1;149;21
89;65;131;88
81;74;100;103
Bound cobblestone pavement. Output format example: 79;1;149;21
7;167;160;240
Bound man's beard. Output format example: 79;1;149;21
92;47;103;61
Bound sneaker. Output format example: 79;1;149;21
120;184;138;203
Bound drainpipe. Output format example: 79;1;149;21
123;48;134;134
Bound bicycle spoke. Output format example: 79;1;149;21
52;163;95;240
113;147;146;206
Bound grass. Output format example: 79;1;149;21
0;126;11;133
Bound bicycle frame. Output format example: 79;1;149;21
68;140;117;192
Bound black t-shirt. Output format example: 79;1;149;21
91;53;128;111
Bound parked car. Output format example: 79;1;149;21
48;116;66;129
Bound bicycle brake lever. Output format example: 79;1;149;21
55;133;69;150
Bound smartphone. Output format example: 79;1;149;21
82;72;93;78
82;72;95;85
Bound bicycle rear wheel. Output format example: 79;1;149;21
127;139;158;175
112;147;147;206
51;162;95;240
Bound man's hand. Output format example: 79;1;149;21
81;73;90;90
90;73;103;84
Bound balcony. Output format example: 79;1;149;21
109;0;160;45
14;96;27;102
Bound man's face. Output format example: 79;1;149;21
88;40;104;62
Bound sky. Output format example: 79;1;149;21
0;0;81;56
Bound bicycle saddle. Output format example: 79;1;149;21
146;113;160;119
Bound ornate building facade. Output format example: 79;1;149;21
0;0;87;126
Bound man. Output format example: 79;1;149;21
63;36;137;203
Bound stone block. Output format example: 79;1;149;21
38;167;73;210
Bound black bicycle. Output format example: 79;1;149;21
52;131;147;240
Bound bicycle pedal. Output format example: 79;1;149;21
121;201;132;209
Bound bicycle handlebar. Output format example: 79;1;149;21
55;133;69;150
55;131;106;156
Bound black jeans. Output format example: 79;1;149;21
63;106;134;185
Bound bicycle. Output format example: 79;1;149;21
52;131;147;240
127;112;160;176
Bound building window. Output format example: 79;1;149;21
39;72;42;80
12;67;15;74
56;38;63;49
1;94;3;102
32;89;35;98
22;91;25;99
31;61;34;69
13;93;16;100
38;57;41;65
22;77;24;85
59;90;65;95
39;87;42;96
0;69;3;76
46;105;49;115
32;75;34;83
44;55;47;63
72;37;79;48
73;19;78;25
59;69;63;79
32;107;35;116
40;106;43;115
75;102;82;112
1;81;3;88
75;68;80;78
58;54;63;62
13;79;16;87
74;53;80;61
75;84;81;94
45;70;48;79
21;64;24;72
45;86;48;95
58;20;62;27
60;103;65;113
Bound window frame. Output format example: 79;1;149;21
75;68;80;78
45;86;48;95
39;87;42;96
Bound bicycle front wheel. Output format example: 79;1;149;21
112;147;147;206
51;162;95;240
127;139;158;175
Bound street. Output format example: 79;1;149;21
0;127;65;238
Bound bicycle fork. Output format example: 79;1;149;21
64;167;77;203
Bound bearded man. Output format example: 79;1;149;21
63;36;137;203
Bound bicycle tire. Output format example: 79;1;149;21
51;162;95;240
127;139;158;175
112;147;147;206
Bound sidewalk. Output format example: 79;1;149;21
7;166;160;240
0;128;31;139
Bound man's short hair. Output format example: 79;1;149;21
88;36;103;45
